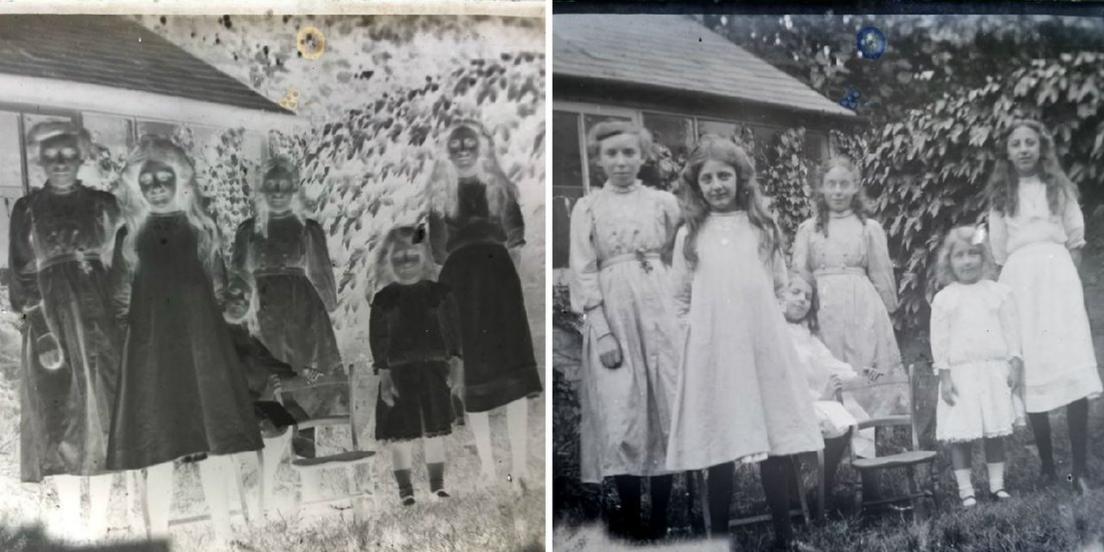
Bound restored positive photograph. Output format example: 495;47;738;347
0;12;545;552
551;11;1104;552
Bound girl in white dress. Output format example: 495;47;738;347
931;226;1025;507
987;119;1102;493
569;121;681;540
779;274;868;495
667;135;821;547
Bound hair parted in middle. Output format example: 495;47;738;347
933;224;997;288
428;118;520;221
251;155;306;237
986;118;1079;217
812;155;869;237
677;134;783;268
117;135;222;277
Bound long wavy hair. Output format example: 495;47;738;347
677;134;783;267
428;119;519;221
813;156;869;237
251;155;306;238
986;119;1078;216
782;272;822;335
934;225;997;288
372;224;438;292
117;136;222;278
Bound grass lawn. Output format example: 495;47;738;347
0;273;546;552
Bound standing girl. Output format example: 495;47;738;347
370;226;462;505
987;119;1102;493
107;136;262;543
427;120;542;491
569;121;681;540
8;122;122;541
231;158;343;458
667;135;822;549
792;157;903;405
931;226;1024;507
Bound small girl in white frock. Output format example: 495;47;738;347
931;226;1025;507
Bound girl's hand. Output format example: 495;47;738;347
262;374;281;401
940;373;958;406
865;366;884;383
35;333;64;371
301;368;324;386
821;374;843;400
380;371;398;407
596;333;623;369
1008;357;1024;395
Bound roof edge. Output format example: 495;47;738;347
0;73;307;131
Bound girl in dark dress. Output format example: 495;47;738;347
107;137;262;544
370;226;462;505
230;159;343;458
8;122;122;541
427;120;542;491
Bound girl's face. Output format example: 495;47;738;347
597;133;643;188
390;238;425;285
39;135;82;191
262;169;296;213
1006;125;1041;177
949;240;984;285
779;278;813;323
820;166;858;214
138;160;178;212
448;126;480;176
698;158;740;213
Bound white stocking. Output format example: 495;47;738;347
86;474;114;541
468;410;496;480
506;398;529;481
198;455;233;544
144;462;174;541
54;475;83;541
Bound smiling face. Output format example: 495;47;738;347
389;237;426;285
698;158;740;212
819;165;859;214
447;126;480;175
949;240;984;285
780;277;813;323
262;168;297;213
38;134;83;190
597;132;644;188
138;160;178;212
1006;125;1041;177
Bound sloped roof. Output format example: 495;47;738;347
0;15;291;115
554;14;855;118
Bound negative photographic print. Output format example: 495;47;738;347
0;11;545;552
551;10;1104;552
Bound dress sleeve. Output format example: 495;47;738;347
1062;190;1087;251
369;290;391;374
568;195;610;338
7;196;40;312
305;220;338;312
108;227;133;323
209;249;229;309
427;208;449;267
929;291;952;374
670;226;693;324
864;219;899;314
768;246;788;296
997;285;1022;361
437;284;463;358
810;333;858;379
500;182;526;249
988;209;1009;266
791;220;814;287
658;191;683;265
229;221;255;301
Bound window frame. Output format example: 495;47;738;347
553;101;640;193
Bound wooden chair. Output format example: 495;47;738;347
258;363;375;519
840;364;939;518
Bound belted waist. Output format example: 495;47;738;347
36;253;102;271
254;266;307;278
813;266;866;277
599;251;662;271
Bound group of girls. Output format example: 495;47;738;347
569;118;1100;550
9;118;541;548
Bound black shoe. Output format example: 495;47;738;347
432;489;451;500
401;494;416;506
